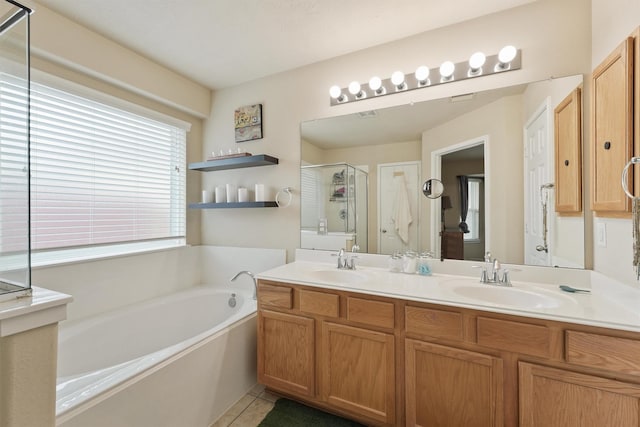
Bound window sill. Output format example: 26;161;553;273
31;239;187;269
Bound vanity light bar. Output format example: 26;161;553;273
329;47;522;106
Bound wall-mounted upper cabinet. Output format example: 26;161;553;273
591;36;634;216
555;86;582;214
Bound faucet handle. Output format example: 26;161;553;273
499;269;513;286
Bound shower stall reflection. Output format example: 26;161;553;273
300;163;368;252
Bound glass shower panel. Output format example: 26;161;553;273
0;1;30;297
300;163;368;252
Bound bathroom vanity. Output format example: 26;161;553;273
256;257;640;426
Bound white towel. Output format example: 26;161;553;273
633;198;640;268
391;175;413;244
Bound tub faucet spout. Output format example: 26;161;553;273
231;270;257;300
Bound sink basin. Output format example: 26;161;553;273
308;269;369;284
452;285;567;309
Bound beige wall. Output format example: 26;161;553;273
591;0;640;284
422;95;524;263
202;0;591;262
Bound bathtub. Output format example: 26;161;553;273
56;286;258;427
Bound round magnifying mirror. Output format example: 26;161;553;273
422;178;444;199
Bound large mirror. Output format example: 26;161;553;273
301;74;585;268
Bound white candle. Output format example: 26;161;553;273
201;190;213;203
238;187;249;202
226;184;237;203
255;184;265;202
215;186;226;203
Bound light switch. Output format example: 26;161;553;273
597;222;607;247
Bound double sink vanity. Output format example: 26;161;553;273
256;250;640;426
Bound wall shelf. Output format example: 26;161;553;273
189;202;278;209
188;154;279;172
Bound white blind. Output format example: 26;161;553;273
0;74;187;254
464;179;481;241
0;73;29;255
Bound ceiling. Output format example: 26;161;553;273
33;0;535;90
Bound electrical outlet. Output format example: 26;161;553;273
597;222;607;247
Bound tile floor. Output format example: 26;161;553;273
211;384;278;427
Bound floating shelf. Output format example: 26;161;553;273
189;202;279;209
189;154;279;172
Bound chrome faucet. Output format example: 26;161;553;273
231;270;257;300
479;252;512;286
334;248;358;270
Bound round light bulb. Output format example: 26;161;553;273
329;85;342;99
439;61;455;78
391;71;405;86
498;45;517;64
469;52;486;70
415;66;430;82
369;76;382;91
348;81;361;95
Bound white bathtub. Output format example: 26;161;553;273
56;286;258;427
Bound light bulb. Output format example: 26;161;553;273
369;76;382;91
391;71;405;87
469;52;486;70
415;66;430;83
329;85;342;99
498;45;517;64
439;61;455;79
348;81;361;95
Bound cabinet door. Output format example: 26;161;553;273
554;87;582;213
258;310;315;397
405;339;503;427
591;37;633;213
519;362;640;427
320;322;395;425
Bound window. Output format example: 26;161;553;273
1;73;188;265
464;178;482;241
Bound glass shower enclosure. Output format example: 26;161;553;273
301;163;368;252
0;0;31;299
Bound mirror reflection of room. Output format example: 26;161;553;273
301;74;585;269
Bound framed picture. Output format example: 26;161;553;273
234;104;263;142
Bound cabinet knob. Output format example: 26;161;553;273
564;160;569;166
604;141;611;150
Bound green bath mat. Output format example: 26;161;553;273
258;398;366;427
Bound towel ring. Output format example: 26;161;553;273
621;158;640;199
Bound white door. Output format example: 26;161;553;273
378;162;421;254
524;102;552;266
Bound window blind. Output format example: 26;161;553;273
1;73;187;256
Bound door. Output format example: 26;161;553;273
524;102;552;266
520;362;640;426
378;161;421;254
320;322;395;425
406;339;504;427
258;310;315;397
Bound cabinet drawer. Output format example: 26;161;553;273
477;317;551;358
405;306;463;341
300;289;339;318
258;283;292;309
346;297;394;329
566;330;640;375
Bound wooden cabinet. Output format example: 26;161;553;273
520;362;640;427
320;322;395;425
257;280;640;426
441;230;464;259
554;86;582;213
406;339;503;427
257;310;315;397
591;37;634;214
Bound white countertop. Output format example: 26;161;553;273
257;258;640;333
0;286;73;337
